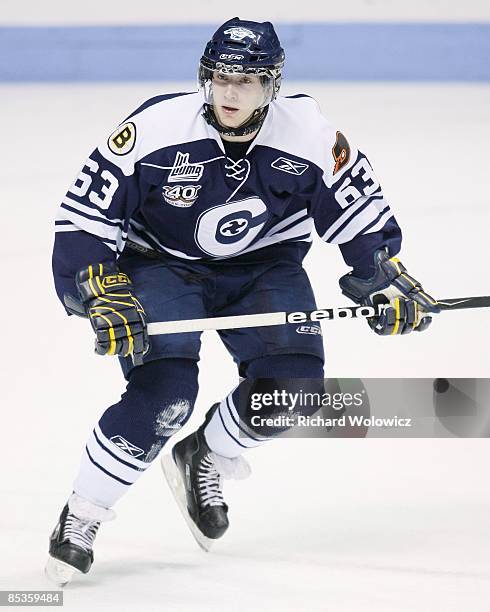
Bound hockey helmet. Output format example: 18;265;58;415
199;18;285;136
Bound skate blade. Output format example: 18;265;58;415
161;453;214;552
45;556;80;587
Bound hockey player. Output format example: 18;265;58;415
47;18;439;584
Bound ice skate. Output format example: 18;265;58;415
162;404;251;551
45;493;115;586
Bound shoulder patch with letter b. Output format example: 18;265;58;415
108;122;136;155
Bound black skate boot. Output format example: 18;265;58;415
162;404;250;551
45;493;115;586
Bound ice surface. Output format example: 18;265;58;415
0;82;489;610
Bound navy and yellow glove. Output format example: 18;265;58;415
339;250;440;335
66;263;149;360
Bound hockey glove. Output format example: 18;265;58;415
66;263;149;360
339;250;440;335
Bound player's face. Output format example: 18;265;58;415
211;72;268;128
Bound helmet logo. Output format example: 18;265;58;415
219;53;244;60
224;27;256;41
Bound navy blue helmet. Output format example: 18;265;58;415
201;18;284;76
199;18;285;136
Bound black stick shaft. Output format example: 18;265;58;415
436;296;490;311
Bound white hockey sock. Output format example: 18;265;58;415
203;391;271;459
73;424;151;508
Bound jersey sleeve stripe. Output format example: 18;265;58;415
321;192;383;242
55;220;82;233
57;206;128;254
58;208;119;237
326;200;388;244
58;208;121;241
61;196;124;226
59;204;125;231
362;208;394;235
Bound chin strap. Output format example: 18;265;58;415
202;104;269;137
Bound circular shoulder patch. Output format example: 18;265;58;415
108;122;136;156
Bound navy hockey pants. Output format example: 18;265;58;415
117;246;324;378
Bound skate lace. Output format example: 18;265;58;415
62;513;100;552
197;455;225;508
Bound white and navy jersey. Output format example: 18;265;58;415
53;91;401;304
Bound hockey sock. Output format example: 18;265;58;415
73;358;198;508
204;354;324;458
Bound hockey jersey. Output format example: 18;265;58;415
52;91;401;306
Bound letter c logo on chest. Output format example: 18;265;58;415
195;197;268;257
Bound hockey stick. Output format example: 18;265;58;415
147;295;490;336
